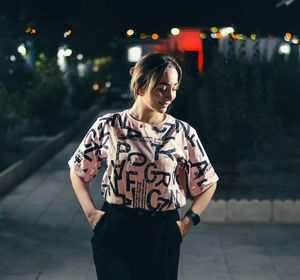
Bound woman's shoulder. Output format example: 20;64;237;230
96;109;126;122
168;114;195;132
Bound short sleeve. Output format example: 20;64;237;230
185;126;219;197
68;116;108;182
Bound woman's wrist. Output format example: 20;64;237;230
85;207;98;218
177;215;193;238
182;215;193;228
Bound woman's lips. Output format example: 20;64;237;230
160;102;171;107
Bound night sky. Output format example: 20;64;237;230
2;0;300;42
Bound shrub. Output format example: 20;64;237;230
25;53;68;123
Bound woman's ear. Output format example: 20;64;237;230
129;67;134;76
137;87;145;96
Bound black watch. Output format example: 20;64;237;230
184;209;201;225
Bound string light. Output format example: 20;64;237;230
121;26;299;45
126;29;134;36
139;33;147;39
151;33;159;40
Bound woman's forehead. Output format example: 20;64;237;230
159;68;179;84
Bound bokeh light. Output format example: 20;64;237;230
139;33;147;39
171;28;180;36
151;33;159;40
92;83;100;91
17;44;27;56
210;27;218;33
126;29;134;36
200;33;207;39
64;29;72;38
128;46;142;62
279;43;291;55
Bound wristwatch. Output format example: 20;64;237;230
184;209;201;225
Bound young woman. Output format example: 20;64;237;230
68;52;219;280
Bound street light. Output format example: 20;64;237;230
128;46;142;62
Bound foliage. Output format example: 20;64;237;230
68;56;112;110
171;41;282;175
25;53;68;122
0;83;20;147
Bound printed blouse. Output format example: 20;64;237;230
68;109;219;212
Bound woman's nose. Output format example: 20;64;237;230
165;89;176;101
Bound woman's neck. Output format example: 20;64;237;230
129;103;165;125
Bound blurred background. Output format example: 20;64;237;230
1;0;299;199
0;1;300;280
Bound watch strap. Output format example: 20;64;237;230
184;209;201;225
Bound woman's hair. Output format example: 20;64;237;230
129;52;182;100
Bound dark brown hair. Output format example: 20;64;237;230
130;52;182;100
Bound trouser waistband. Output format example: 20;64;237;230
101;201;179;219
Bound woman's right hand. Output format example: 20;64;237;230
87;209;106;230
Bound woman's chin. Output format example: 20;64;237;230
157;108;167;113
158;104;168;111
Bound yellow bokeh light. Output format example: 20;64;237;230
151;33;159;40
139;33;147;39
25;26;31;33
200;33;207;39
237;34;244;40
126;29;134;36
211;27;218;33
250;34;257;40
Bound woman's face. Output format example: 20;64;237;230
139;67;179;113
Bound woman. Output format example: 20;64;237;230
68;52;219;280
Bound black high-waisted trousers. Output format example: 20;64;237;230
90;201;183;280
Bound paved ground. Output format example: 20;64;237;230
0;116;300;280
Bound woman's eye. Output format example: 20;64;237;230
159;86;168;92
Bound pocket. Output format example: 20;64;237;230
93;211;107;233
174;221;183;244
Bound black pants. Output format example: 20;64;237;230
90;201;183;280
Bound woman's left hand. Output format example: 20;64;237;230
176;216;193;239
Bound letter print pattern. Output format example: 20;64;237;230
68;109;219;211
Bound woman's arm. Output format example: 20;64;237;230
177;182;217;238
69;170;105;229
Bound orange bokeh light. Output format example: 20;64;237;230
151;33;159;40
